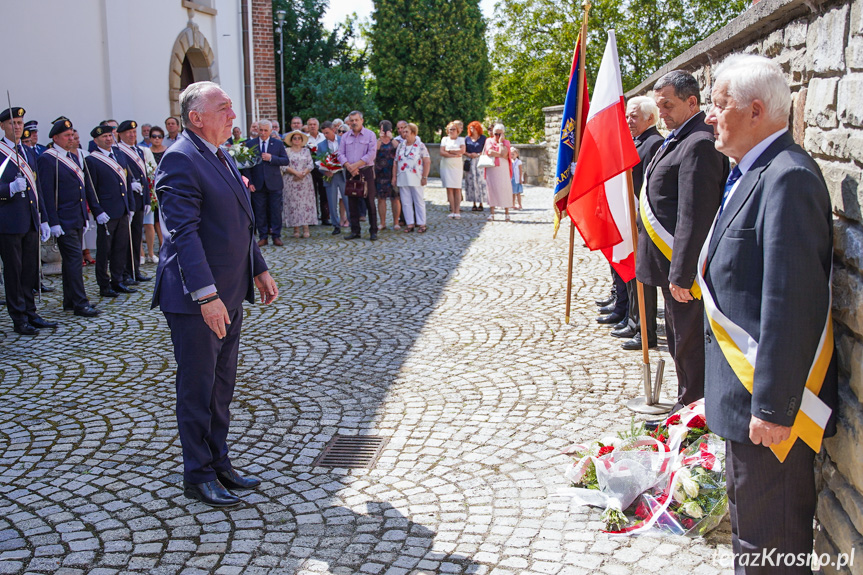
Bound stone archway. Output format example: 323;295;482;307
168;22;219;116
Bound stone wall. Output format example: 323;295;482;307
619;0;863;570
542;105;565;187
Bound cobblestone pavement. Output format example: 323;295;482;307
0;181;732;574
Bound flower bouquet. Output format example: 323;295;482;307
225;142;260;170
316;151;342;181
146;159;159;210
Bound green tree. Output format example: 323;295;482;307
368;0;491;142
488;0;746;142
290;63;379;123
273;0;368;120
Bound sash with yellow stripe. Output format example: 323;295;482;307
696;219;833;462
638;182;702;298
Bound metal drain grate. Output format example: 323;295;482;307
313;435;388;468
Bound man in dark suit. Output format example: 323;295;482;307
37;119;101;318
636;70;728;413
241;119;290;246
703;55;837;574
0;106;55;335
23;121;47;158
318;121;345;235
85;125;136;298
152;81;278;507
116;120;152;284
613;96;665;350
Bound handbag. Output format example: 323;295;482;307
463;157;472;172
345;173;367;198
477;154;495;169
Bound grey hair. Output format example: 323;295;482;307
627;96;659;123
259;119;273;129
714;54;791;125
348;110;364;119
493;123;505;133
179;81;223;128
653;70;701;105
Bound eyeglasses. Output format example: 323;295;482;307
150;135;164;139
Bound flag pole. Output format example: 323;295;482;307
624;170;672;414
564;2;590;325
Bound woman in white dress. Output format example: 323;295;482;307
483;123;513;221
439;121;466;218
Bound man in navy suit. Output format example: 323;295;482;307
152;81;278;507
37;119;101;318
703;55;837;573
117;120;153;285
318;121;345;235
85;125;135;298
0;106;55;335
240;119;289;246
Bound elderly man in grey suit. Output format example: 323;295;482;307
703;55;837;573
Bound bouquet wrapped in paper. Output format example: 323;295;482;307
225;142;260;170
316;151;342;181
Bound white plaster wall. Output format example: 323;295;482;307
0;0;247;145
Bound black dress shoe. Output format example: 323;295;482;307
622;334;657;350
612;325;637;339
331;228;341;235
13;323;39;336
595;293;616;307
598;303;617;314
345;233;361;240
40;283;55;293
74;305;101;317
612;318;629;330
369;234;377;241
29;316;58;329
112;283;138;294
182;480;241;507
123;277;140;286
216;468;261;490
100;288;120;298
597;312;625;325
135;273;152;282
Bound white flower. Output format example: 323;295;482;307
680;501;704;519
681;476;700;499
227;149;236;156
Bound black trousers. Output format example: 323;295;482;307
311;167;329;224
348;166;377;235
611;267;629;316
726;439;815;574
125;208;144;280
661;286;705;411
165;308;243;483
96;215;130;290
0;228;39;326
57;227;90;311
628;281;658;342
250;186;283;239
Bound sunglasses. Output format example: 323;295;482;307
150;135;164;139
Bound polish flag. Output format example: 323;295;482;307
566;30;640;281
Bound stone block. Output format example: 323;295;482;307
814;527;852;575
823;457;863;539
775;48;808;86
808;5;849;74
785;19;808;48
805;78;839;129
825;383;863;495
763;29;784;57
852;0;863;36
805;127;850;156
793;89;807;143
834;266;863;334
839;74;863;128
835;218;863;271
835;327;863;399
816;487;863;575
848;36;863;70
818;160;863;221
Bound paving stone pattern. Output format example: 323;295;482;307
0;181;732;574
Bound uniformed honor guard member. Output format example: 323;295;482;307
85;124;135;298
23;121;47;157
0;106;56;335
116;120;152;285
38;119;101;317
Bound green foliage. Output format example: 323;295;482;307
290;63;379;124
488;0;747;142
273;0;368;120
368;0;491;142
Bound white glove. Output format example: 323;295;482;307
143;204;152;215
131;181;143;193
129;211;135;219
40;222;50;242
50;225;64;238
84;219;90;232
10;177;26;195
96;213;110;225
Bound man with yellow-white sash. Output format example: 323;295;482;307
703;54;837;573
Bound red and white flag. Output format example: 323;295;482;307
566;30;640;281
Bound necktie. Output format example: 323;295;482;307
67;151;78;166
646;133;675;180
108;151;115;161
261;139;267;155
718;166;742;218
216;148;238;182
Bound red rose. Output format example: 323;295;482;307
598;445;615;456
635;501;650;519
687;415;707;429
666;414;681;426
681;517;696;529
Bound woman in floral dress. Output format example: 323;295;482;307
392;123;431;233
281;130;317;238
